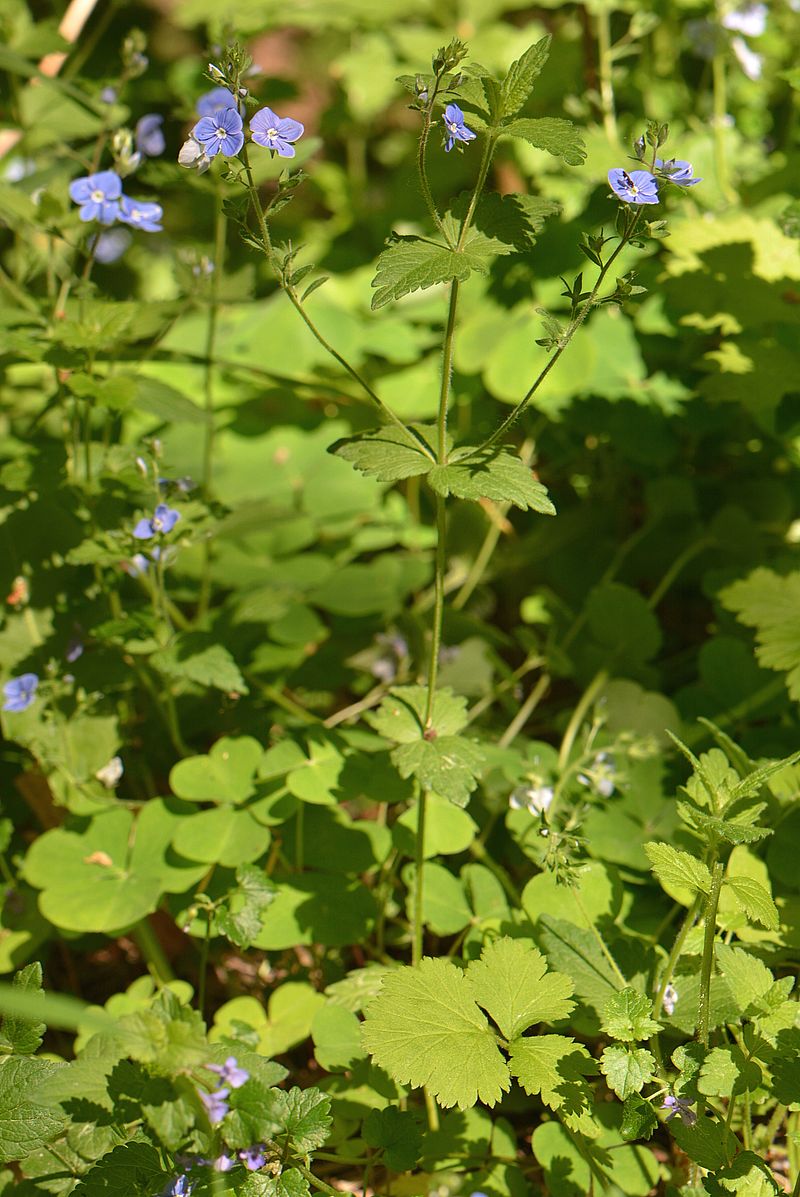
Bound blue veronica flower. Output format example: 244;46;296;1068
199;1086;229;1124
240;1146;267;1171
3;673;39;713
213;1154;235;1173
249;107;304;158
192;108;244;158
656;158;702;186
91;229;132;263
196;87;237;118
119;196;163;232
206;1056;249;1089
608;168;659;205
100;86;118;104
133;503;180;539
662;1094;697;1126
135;113;165;157
69;170;123;224
442;103;476;152
162;1175;194;1197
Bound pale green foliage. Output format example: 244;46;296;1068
330;425;434;481
600;1044;656;1100
721;568;800;699
723;876;779;930
508;1034;597;1135
500;117;587;165
361;938;578;1112
602;988;662;1042
427;448;556;512
645;841;712;897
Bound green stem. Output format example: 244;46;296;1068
711;46;737;204
652;894;701;1019
498;673;550;748
596;7;619;144
197;909;212;1020
648;538;712;609
698;861;724;1049
296;1165;340;1197
417;81;448;240
412;785;427;967
198;187;227;618
477;210;641;454
573;885;627;988
132;918;174;985
557;670;608;771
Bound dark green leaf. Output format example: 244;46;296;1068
501;117;586;165
500;37;551;117
0;964;45;1055
427;447;555;513
329;425;434;482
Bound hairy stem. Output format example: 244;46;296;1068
197;186;227;618
698;861;724;1048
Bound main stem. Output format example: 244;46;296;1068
697;860;724;1049
198;187;227;618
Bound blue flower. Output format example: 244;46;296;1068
162;1175;194;1197
119;196;163;232
721;3;767;36
240;1146;267;1171
3;673;39;713
68;170;123;224
608;168;659;205
206;1056;249;1089
656;158;702;186
196;87;237;118
192;108;244;158
135;114;165;157
92;229;132;263
442;103;476;152
249;107;304;158
662;1094;697;1127
133;503;180;539
199;1087;229;1124
213;1153;235;1172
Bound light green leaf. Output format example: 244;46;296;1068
151;638;248;694
602;988;662;1042
242;1168;309;1197
509;1035;597;1136
704;1152;782;1197
645;842;712;898
720;568;800;700
361;956;509;1109
715;944;775;1016
724;876;779;930
0;964;45;1055
500;36;551;117
367;686;468;741
371;236;476;309
0;1056;67;1164
698;1046;763;1098
466;938;574;1039
538;916;622;1014
501;117;586;165
311;1005;365;1072
404;862;472;936
170;736;263;804
215;864;277;950
329;425;434;481
600;1043;655;1099
442;192;558;255
172;807;270;868
427;447;556;513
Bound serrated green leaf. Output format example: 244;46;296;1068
71;1142;169;1196
362;1106;423;1172
704;1152;782;1197
0;964;45;1055
442;191;558;256
538;916;623;1014
329;424;434;481
620;1092;658;1141
216;863;277;949
500;36;551;117
0;1056;67;1163
371;237;474;309
720;569;800;700
715;945;775;1016
242;1168;309;1197
698;1045;762;1097
724;876;779;930
669;1116;738;1171
600;1043;655;1099
366;687;483;806
361;956;509;1109
224;1083;331;1154
501;117;586;165
508;1034;597;1136
151;638;248;695
427;447;556;513
602;988;662;1042
645;842;712;898
466;938;574;1039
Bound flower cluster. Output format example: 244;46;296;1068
69;169;163;231
2;673;38;713
608;153;702;207
133;502;180;540
179;88;304;173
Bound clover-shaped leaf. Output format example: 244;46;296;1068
170;736;264;805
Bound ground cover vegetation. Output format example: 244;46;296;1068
0;0;799;1194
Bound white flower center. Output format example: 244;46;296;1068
267;127;278;138
216;126;227;138
448;121;458;132
131;208;141;220
91;189;105;202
